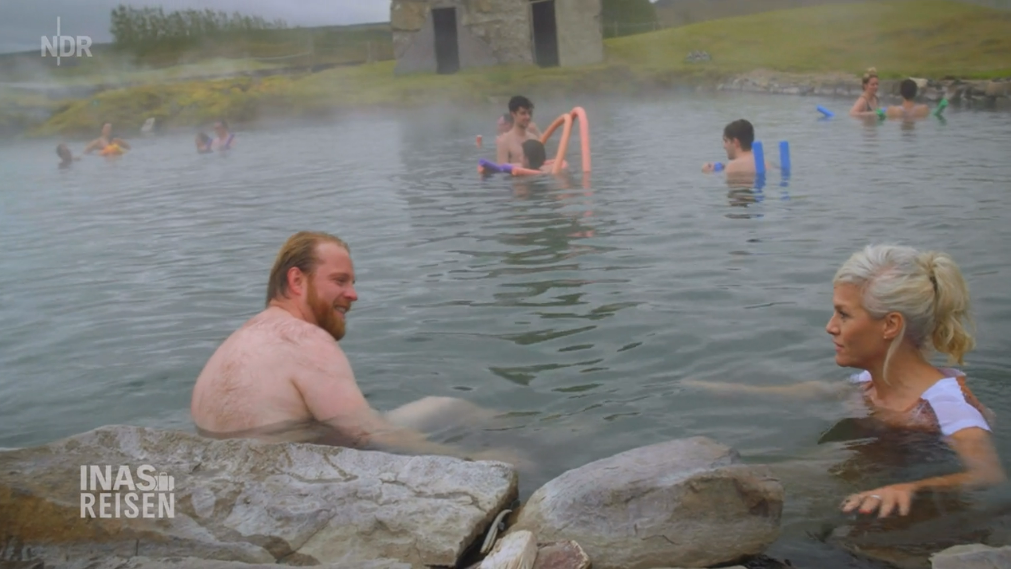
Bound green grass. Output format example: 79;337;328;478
17;0;1011;137
608;0;1011;78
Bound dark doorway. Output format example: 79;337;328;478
530;0;559;68
432;7;460;74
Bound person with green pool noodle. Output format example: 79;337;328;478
876;78;949;121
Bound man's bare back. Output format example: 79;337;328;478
189;231;530;466
191;307;357;438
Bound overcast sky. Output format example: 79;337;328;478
2;0;391;54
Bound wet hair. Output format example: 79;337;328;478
862;67;878;87
266;231;350;306
899;78;918;101
522;139;547;170
833;244;975;379
723;119;754;151
508;95;534;114
197;132;212;145
215;119;229;129
56;143;71;159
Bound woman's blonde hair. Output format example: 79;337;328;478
833;245;975;381
862;67;878;86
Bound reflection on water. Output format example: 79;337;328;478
1;94;1011;567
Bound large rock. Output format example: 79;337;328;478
46;556;412;569
0;425;518;569
931;544;1011;568
532;541;590;569
509;437;783;569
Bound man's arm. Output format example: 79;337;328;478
291;332;473;459
495;135;510;165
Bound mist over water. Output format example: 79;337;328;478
1;92;1010;567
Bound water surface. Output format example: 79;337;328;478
2;93;1010;567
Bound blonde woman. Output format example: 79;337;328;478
684;244;1005;518
849;67;882;117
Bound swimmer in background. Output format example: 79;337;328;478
210;120;235;151
56;144;80;168
683;244;1005;518
496;95;542;165
516;139;568;173
849;67;882;118
701;119;773;177
195;132;213;153
83;123;131;154
884;79;931;120
497;110;542;137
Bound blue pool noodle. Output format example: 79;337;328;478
753;141;766;175
817;105;834;118
779;140;791;172
478;158;512;174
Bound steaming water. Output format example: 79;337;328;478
2;93;1010;567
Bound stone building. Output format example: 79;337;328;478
390;0;604;75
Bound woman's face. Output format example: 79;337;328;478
866;77;879;96
826;283;889;369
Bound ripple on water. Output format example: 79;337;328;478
1;99;1010;568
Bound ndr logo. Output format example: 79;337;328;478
41;17;92;66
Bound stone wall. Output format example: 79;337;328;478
555;0;605;67
391;0;605;74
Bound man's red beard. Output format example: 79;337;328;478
307;278;346;341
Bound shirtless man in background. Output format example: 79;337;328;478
496;95;542;165
191;231;523;464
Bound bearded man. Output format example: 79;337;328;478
191;231;522;463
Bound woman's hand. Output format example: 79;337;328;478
841;483;918;518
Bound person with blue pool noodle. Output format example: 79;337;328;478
702;119;774;180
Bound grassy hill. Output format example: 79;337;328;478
619;0;1011;78
13;0;1011;137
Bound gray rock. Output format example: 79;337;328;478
931;543;1011;568
532;540;590;569
52;556;412;569
509;437;783;569
478;530;538;569
0;425;518;569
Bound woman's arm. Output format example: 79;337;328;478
849;96;877;117
681;378;853;400
842;427;1006;517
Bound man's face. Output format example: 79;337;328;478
512;107;532;130
102;123;112;138
214;123;227;137
723;136;741;160
303;243;358;341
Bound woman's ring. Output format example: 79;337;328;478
868;494;882;500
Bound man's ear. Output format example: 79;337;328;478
286;267;307;297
